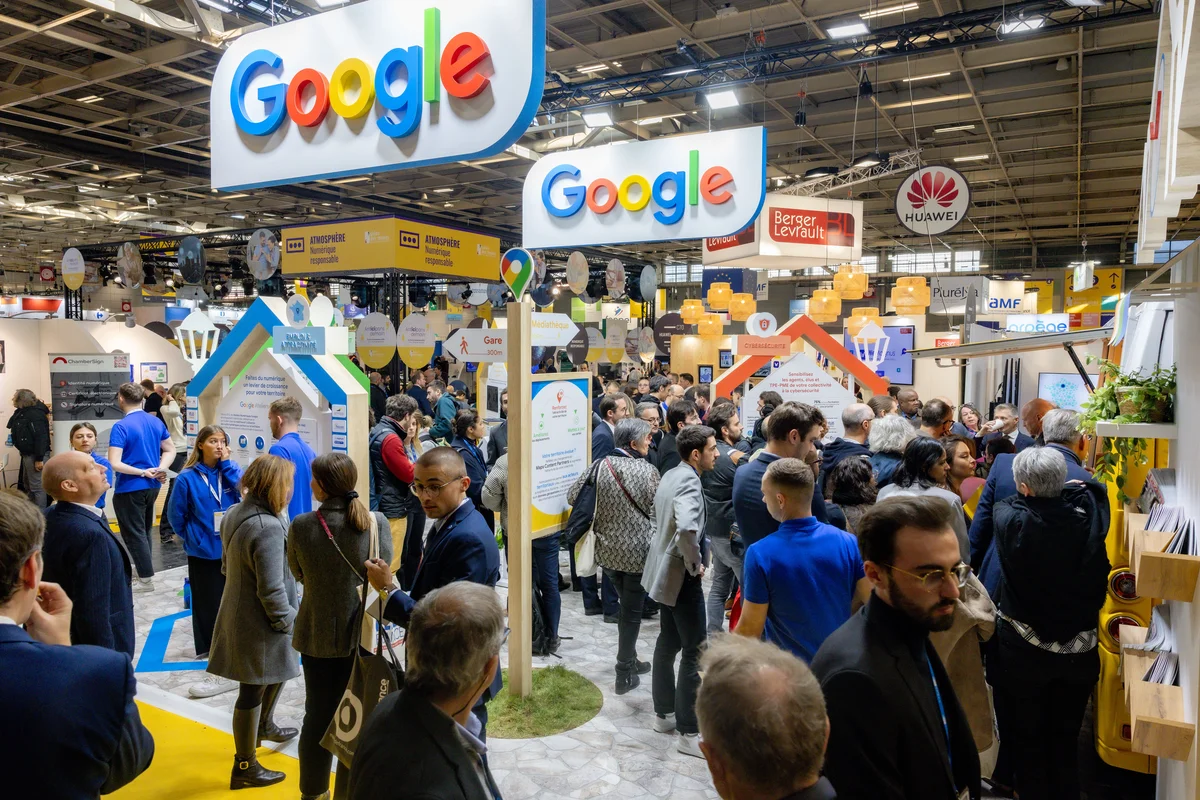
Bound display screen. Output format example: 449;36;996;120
719;349;733;369
843;326;915;385
698;365;714;384
1037;372;1099;412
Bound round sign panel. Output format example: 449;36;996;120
487;283;510;309
529;281;555;308
177;236;205;285
638;325;657;363
895;166;971;236
639;264;658;305
566;251;589;294
285;293;311;329
605;259;626;299
397;314;436;369
246;229;280;281
446;283;470;305
746;312;779;337
585;326;604;362
356;311;397;369
653;312;686;355
624;328;640;361
61;247;85;291
565;326;589;366
117;242;144;288
309;294;335;327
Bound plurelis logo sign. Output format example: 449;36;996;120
211;0;545;190
523;128;766;248
895;166;971;236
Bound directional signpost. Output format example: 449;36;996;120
531;312;580;348
444;328;507;363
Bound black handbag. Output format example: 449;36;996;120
563;460;602;547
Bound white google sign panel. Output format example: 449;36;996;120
522;128;767;248
211;0;545;190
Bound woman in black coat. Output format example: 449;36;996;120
8;388;51;507
451;409;493;532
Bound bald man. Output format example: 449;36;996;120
1022;398;1057;444
896;388;921;427
41;451;135;657
821;404;874;494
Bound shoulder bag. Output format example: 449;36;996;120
604;458;651;521
570;461;604;577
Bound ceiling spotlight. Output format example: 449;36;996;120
1000;16;1045;34
827;21;870;38
803;165;838;180
676;38;700;64
582;109;614;128
705;90;740;110
858;77;873;99
794;110;807;127
853;152;887;168
1056;57;1069;72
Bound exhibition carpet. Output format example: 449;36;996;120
109;702;302;800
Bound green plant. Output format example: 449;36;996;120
1079;358;1176;504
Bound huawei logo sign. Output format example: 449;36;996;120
906;170;959;209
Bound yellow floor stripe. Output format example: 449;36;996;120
110;703;303;799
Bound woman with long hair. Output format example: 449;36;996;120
9;388;51;507
288;453;390;800
877;436;970;560
158;384;189;543
69;422;113;515
207;455;300;790
167;425;243;682
825;456;877;535
451;408;493;532
942;435;978;502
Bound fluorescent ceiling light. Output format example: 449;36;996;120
1000;17;1044;34
331;176;370;185
636;113;685;126
664;67;699;77
953;154;989;162
314;0;348;6
432;188;455;194
195;0;232;12
77;95;102;103
224;193;248;199
577;64;609;74
230;213;246;219
827;21;870;38
705;90;740;109
861;2;918;19
582;110;614;128
934;124;975;133
903;72;951;82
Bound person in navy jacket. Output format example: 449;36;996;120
0;490;154;797
69;422;113;514
167;424;243;658
450;409;495;534
366;447;502;734
41;451;134;658
969;408;1094;596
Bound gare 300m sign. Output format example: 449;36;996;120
211;0;545;190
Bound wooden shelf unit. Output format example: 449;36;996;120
1130;525;1200;602
1121;625;1159;707
1095;422;1179;440
1130;681;1196;762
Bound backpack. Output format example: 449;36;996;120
9;411;38;456
531;574;551;656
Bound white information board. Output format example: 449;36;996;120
741;354;856;444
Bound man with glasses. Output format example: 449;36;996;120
365;447;502;734
811;495;981;800
917;398;955;440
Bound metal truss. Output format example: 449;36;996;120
781;149;924;196
540;0;1158;113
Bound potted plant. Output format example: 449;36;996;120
1079;358;1176;504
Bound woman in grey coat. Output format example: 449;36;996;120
207;454;300;790
287;453;391;800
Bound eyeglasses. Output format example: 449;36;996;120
885;562;971;591
409;478;464;497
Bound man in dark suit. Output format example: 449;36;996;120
367;447;502;733
41;451;135;657
407;368;434;417
591;394;626;461
812;495;981;800
349;582;504;800
485;389;508;467
368;371;388;423
979;402;1035;454
654;399;701;476
0;490;154;796
969;408;1093;596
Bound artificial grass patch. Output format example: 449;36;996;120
488;665;603;739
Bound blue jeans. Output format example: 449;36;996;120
532;534;562;639
582;570;619;616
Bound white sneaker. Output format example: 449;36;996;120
677;732;704;759
132;578;155;594
653;713;676;733
188;675;237;698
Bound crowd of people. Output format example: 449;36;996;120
0;367;1115;800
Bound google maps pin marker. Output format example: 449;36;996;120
500;248;534;301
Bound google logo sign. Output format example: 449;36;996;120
230;8;491;138
541;150;734;225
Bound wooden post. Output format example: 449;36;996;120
506;299;533;697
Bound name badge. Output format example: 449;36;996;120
213;510;225;532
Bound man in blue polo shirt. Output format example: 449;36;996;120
732;402;828;547
108;382;175;592
266;396;316;522
735;458;870;662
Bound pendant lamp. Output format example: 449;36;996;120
729;293;756;321
845;306;882;338
890;276;930;315
833;263;868;300
680;298;705;325
697;313;723;336
706;281;732;311
808;288;842;324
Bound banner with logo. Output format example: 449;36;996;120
741;354;855;444
210;0;545;190
530;375;590;536
703;193;863;269
523;128;767;248
929;277;985;315
48;353;131;455
282;217;500;281
1005;314;1070;334
895;166;971;236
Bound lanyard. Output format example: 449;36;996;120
926;654;955;780
200;471;222;504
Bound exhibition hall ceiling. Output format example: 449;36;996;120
0;0;1182;275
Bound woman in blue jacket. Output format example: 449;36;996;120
69;422;113;515
450;409;493;532
167;424;242;661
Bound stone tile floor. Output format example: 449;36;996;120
130;550;722;799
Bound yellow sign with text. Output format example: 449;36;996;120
282;217;501;281
1065;268;1123;314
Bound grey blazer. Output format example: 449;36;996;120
642;463;707;606
287;499;392;659
207;499;300;685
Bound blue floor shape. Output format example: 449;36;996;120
135;610;208;673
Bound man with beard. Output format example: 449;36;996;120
811;496;981;800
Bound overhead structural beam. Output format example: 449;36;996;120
780;149;924;196
539;0;1157;113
